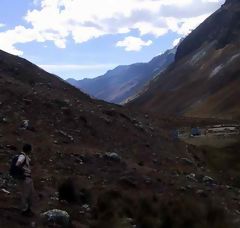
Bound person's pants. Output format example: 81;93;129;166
19;177;34;211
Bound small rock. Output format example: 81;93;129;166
179;186;187;191
225;185;233;190
119;176;137;188
186;185;193;189
50;192;59;201
134;122;145;131
235;210;240;215
31;221;36;227
82;204;91;212
181;158;194;165
64;99;71;104
5;145;17;151
23;98;32;104
58;130;74;142
144;176;152;184
203;176;214;184
122;217;134;226
149;127;154;131
186;173;197;182
104;152;121;162
20;120;29;130
2;117;8;123
61;107;70;111
196;189;208;197
1;188;10;194
75;157;84;164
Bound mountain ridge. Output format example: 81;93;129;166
0;38;240;227
128;0;240;120
67;47;176;104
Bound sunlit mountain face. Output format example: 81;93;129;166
129;0;240;119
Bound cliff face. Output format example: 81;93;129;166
176;1;240;61
129;1;240;119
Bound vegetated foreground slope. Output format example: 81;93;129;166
67;47;176;104
129;0;240;120
0;49;240;227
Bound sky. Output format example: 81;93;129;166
0;0;224;80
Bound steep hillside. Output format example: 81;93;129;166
67;47;176;104
129;0;240;120
1;49;240;227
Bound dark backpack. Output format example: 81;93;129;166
9;154;26;179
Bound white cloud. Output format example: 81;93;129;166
172;37;182;47
0;26;39;55
116;36;152;51
0;0;224;55
177;14;210;35
71;27;105;43
133;22;168;37
0;23;5;28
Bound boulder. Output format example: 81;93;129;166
40;209;70;227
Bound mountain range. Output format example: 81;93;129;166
1;0;240;227
129;0;240;119
67;47;176;104
0;46;239;227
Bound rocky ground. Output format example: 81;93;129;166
0;50;240;227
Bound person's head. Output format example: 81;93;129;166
22;143;32;154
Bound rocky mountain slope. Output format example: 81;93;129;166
129;0;240;120
0;48;240;227
67;47;176;104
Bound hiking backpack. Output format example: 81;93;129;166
9;154;26;179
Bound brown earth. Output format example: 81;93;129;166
0;49;240;227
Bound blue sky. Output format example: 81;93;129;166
0;0;224;80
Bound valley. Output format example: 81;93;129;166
0;0;239;227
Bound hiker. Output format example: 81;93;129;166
15;144;35;215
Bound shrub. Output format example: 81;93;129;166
58;178;77;203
